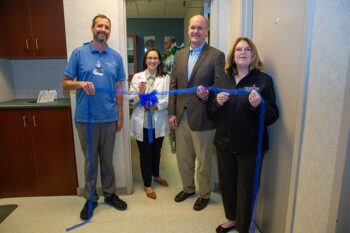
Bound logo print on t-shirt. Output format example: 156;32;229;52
93;59;104;76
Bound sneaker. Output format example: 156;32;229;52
104;194;127;211
80;200;98;221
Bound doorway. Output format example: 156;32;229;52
125;0;207;193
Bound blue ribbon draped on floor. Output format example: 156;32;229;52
66;86;264;232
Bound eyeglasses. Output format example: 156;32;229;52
189;25;208;31
235;47;252;53
147;57;159;61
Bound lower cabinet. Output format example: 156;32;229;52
0;108;78;197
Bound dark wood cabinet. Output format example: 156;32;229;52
4;0;67;58
0;108;77;197
0;1;8;57
0;109;38;197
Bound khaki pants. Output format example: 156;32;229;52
175;112;216;199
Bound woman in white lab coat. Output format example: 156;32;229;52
129;48;170;199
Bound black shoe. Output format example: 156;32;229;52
216;224;235;233
80;200;98;221
193;197;209;211
174;191;195;202
104;194;127;211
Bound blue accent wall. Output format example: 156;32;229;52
127;18;185;72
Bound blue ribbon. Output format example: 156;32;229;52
66;86;265;231
139;90;158;144
147;110;153;143
250;99;265;232
139;90;159;108
66;96;94;231
87;96;95;222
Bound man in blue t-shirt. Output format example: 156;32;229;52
62;14;127;221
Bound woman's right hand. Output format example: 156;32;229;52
139;81;146;93
216;92;230;106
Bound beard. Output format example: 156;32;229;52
94;32;108;43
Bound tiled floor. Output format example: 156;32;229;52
0;136;240;233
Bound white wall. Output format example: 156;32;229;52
210;0;242;56
292;0;350;232
333;52;350;233
251;0;350;232
63;0;133;194
252;0;308;232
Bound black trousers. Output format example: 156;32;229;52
136;128;164;187
216;148;263;233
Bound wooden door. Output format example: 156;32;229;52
31;108;77;195
0;109;38;197
30;0;67;58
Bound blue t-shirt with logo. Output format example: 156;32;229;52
64;42;125;123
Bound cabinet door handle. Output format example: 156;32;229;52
23;116;28;127
33;116;38;127
25;39;30;50
35;38;39;50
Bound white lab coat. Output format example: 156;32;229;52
129;70;170;141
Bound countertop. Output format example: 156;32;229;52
0;98;71;109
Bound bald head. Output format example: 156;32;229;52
190;15;209;28
188;15;209;48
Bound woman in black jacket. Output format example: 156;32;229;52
208;37;279;233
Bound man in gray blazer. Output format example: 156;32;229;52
168;15;225;211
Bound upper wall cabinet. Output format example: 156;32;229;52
0;2;8;57
5;0;67;58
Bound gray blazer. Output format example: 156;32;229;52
168;43;225;131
